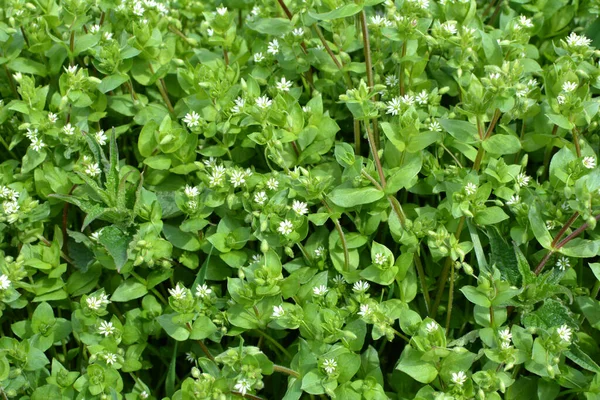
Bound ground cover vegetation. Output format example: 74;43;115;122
1;0;600;399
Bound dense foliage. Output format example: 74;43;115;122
2;0;600;399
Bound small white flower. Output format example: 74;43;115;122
90;24;100;34
168;283;187;300
332;274;345;285
489;72;501;81
312;285;328;296
183;111;201;128
583;156;596;169
371;15;392;27
499;328;512;343
557;324;572;343
13;72;23;82
255;95;273;109
562;81;578;93
98;321;115;337
254;52;265;63
95;130;107;145
30;136;45;152
234;379;251;396
385;74;399;87
546;220;556;230
207;28;214;37
139;391;149;399
451;371;467;386
426;321;438;333
184;185;199;198
65;65;78;75
231;97;245;114
566;32;592;48
86;296;102;310
428;120;442;132
517;15;533;28
276;77;293;92
209;170;225;187
557;95;566;104
133;2;145;16
353;280;370;292
292;28;304;37
527;79;538;88
358;304;372;317
85;163;102;177
252;254;261;263
314;246;325;257
185;352;196;363
104;353;117;365
501;341;512;349
292;200;308;215
322;358;337;375
63;123;75;136
442;21;458;35
91;232;100;241
516;89;529;98
187;200;198;209
0;274;11;290
99;292;110;305
374;253;387;266
464;182;477;195
401;94;415;106
3;201;19;215
48;112;58;123
556;256;570;271
302;105;311;113
416;90;428;105
266;177;279;190
516;173;531;187
251;6;260;16
506;195;520;205
267;39;280;55
254;191;268;205
104;32;113;41
230;170;246;187
272;305;285;318
216;6;227;15
386;97;403;116
195;284;212;298
278;220;294;236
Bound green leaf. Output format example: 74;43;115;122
189;316;218;340
395;346;438;383
482;134;521;155
163;224;201;251
308;4;363;20
247;18;292;35
157;313;190;341
98;74;129;93
329;187;384;208
559;238;599;258
98;226;132;272
565;344;600;374
439;119;479;144
111;279;148;302
386;153;422;194
475;206;509;225
528;203;552;249
546;113;573;130
460;286;491;307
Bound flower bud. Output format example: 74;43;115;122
586;216;597;230
260;240;269;253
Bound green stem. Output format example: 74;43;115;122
572;126;581;157
257;330;293;360
354;120;361;155
322;198;350;271
148;63;175;116
445;261;455;334
399;41;406;96
489;305;495;327
273;364;300;378
392;328;411;342
551;212;579;248
359;10;380;148
364;121;386;187
415;252;431;315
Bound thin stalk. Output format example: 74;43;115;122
232;392;265;400
273;364;300;378
489;306;495;327
257;330;293;359
3;64;19;98
359;10;380;148
354;120;361;155
364;121;386;186
20;26;30;48
0;133;18;159
313;24;351;86
414;253;431;315
445;261;455;334
168;25;188;41
399;41;406;96
69;31;75;63
392;328;411;342
484;109;501;139
148;63;175;115
223;48;229;66
551;212;579;247
322;198;350;271
276;0;293;19
62;184;77;255
572;127;581;157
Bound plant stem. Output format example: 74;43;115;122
399;41;406;96
168;25;188;41
232;392;265;400
69;31;75;62
359;10;380;148
3;63;19;99
392;328;411;342
273;364;300;378
257;330;292;360
489;306;495;327
354;120;361;155
572;126;581;157
321;198;350;271
445;261;455;334
551;212;579;248
542;124;559;180
364;121;386;186
148;63;175;116
484;109;501;139
414;252;431;315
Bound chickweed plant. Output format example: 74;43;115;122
1;0;600;399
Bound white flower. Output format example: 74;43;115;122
272;305;285;318
183;111;200;128
312;285;328;296
386;97;403;115
374;253;387;266
302;105;311;113
266;177;279;190
209;169;225;187
254;52;265;63
517;15;533;28
13;72;23;82
231;97;245;114
332;274;345;285
557;95;566;104
516;173;531;187
99;292;110;305
90;232;100;241
30;136;45;152
358;304;372;317
185;352;196;362
95;130;107;145
230;170;246;187
546;220;556;230
353;280;370;292
506;195;520;205
251;6;260;16
416;90;428;105
429;120;442;132
557;324;572;342
267;39;280;55
401;94;415;106
527;79;538;88
139;391;149;399
3;201;19;215
465;182;478;195
104;32;113;41
385;74;399;87
583;156;596;169
254;191;268;205
562;81;578;92
168;283;187;300
314;246;325;257
187;200;198;209
489;72;501;81
85;163;101;177
90;24;101;33
0;274;11;290
48;112;58;123
292;200;308;215
133;2;145;16
252;254;261;263
194;283;212;298
451;371;467;386
322;358;337;375
104;353;117;365
98;321;115;337
216;6;227;15
234;379;251;396
278;219;294;236
371;15;392;27
207;28;214;37
566;32;592;48
292;28;304;37
276;77;293;92
556;256;570;271
442;21;458;35
499;328;512;342
516;89;529;98
87;296;102;310
501;341;512;349
65;64;78;75
426;321;438;333
184;185;199;198
63;123;75;135
255;95;272;109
